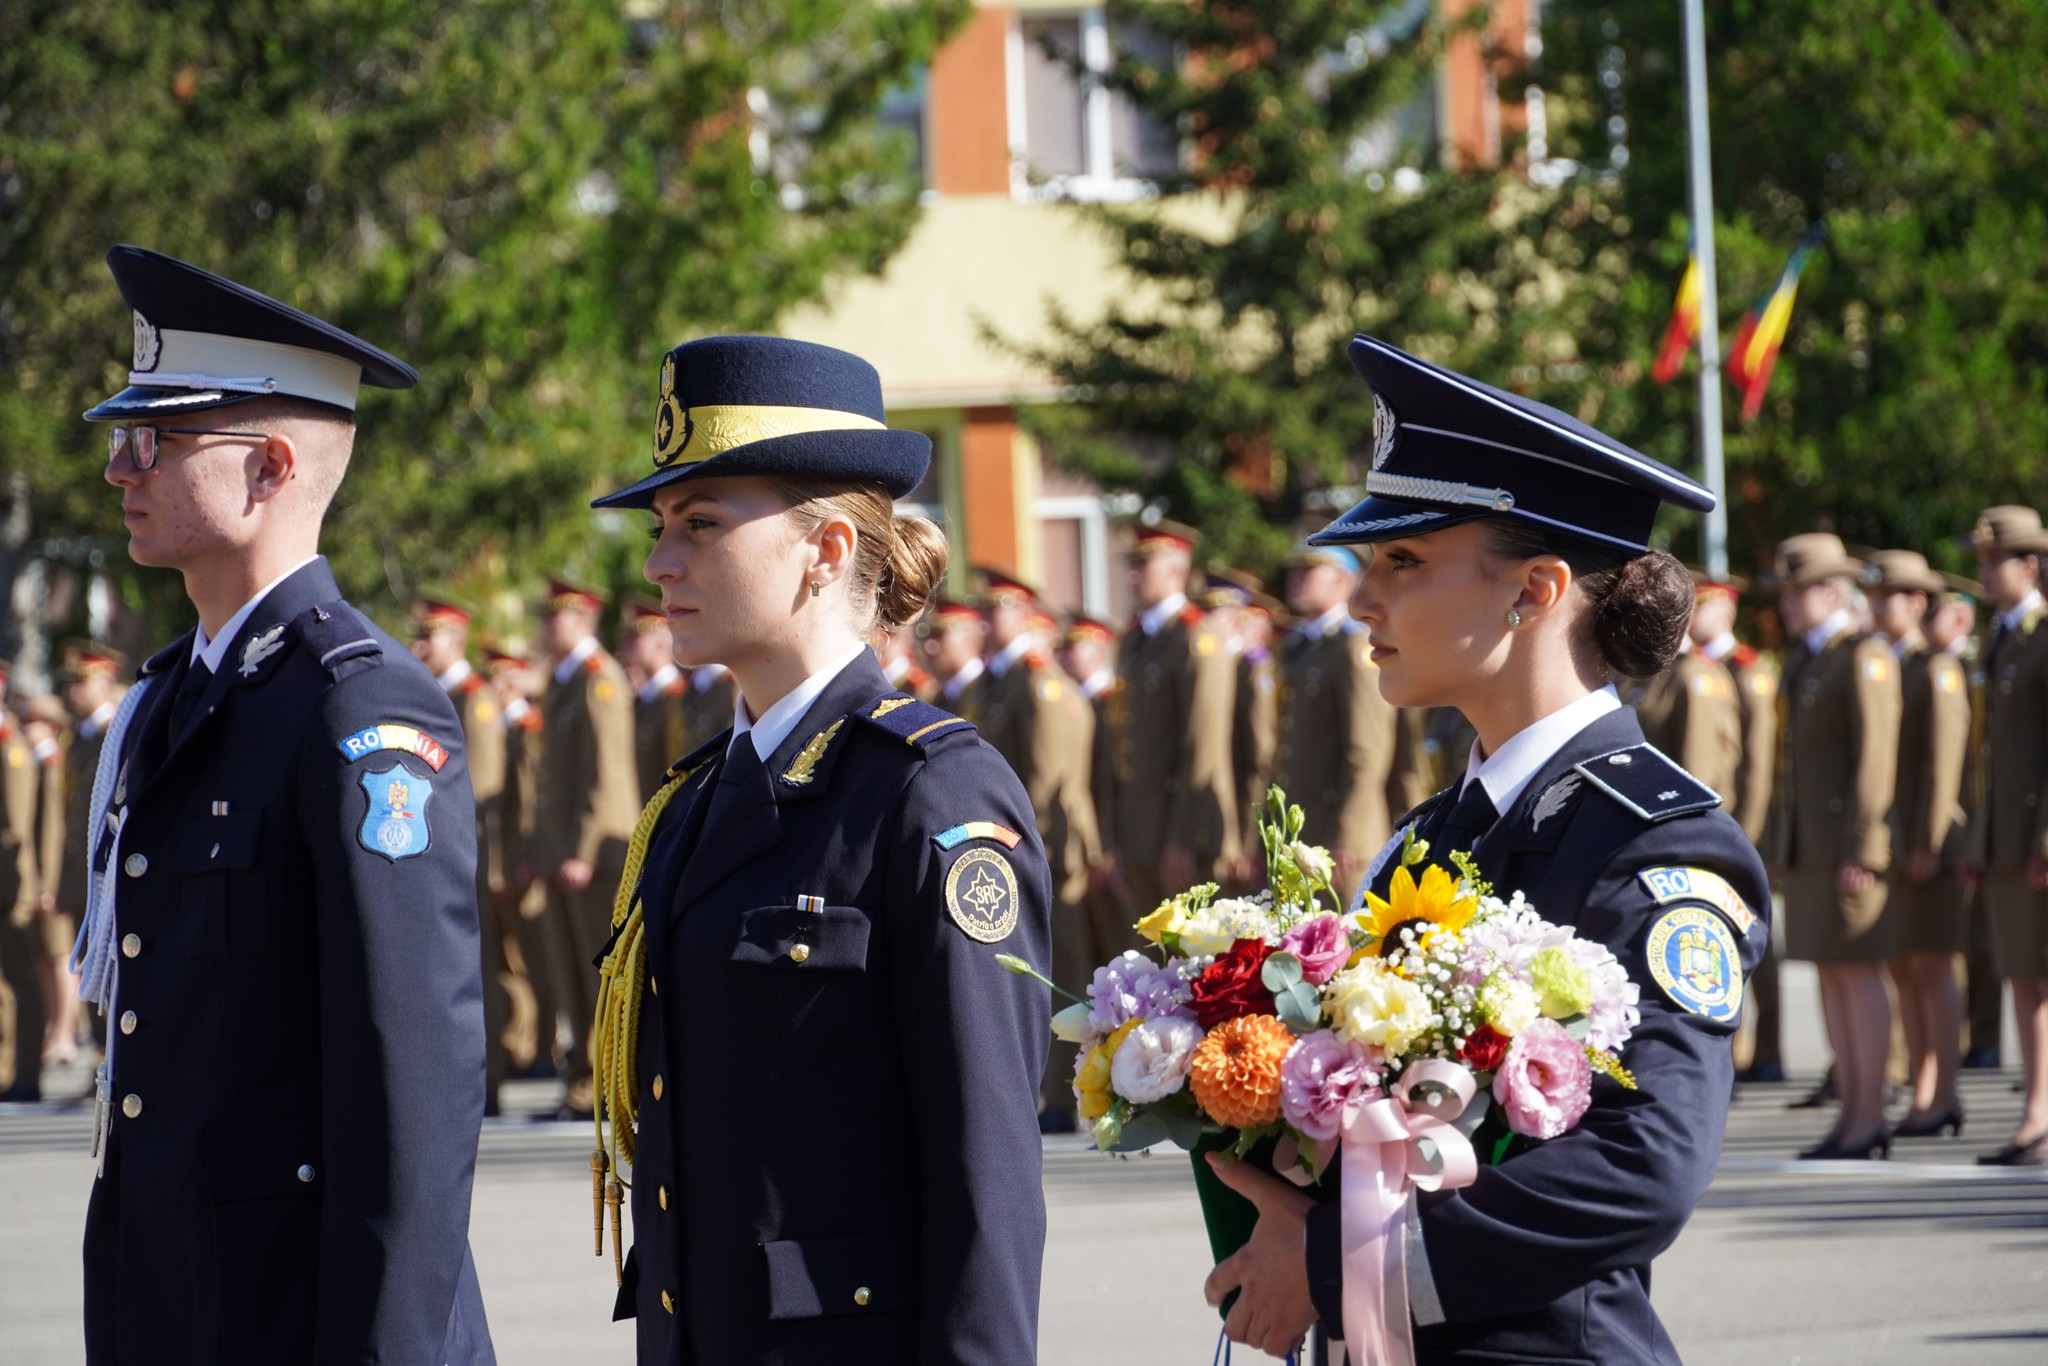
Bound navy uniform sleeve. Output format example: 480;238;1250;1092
882;730;1052;1364
297;657;486;1362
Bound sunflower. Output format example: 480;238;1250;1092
1358;863;1476;961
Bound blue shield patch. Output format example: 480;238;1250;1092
1644;907;1743;1023
357;763;434;862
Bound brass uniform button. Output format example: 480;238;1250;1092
661;1290;675;1314
789;943;811;964
119;1010;137;1035
658;1185;669;1210
297;1164;316;1183
650;977;659;996
652;1074;664;1100
121;933;141;959
853;1287;871;1307
124;853;148;878
121;1094;143;1119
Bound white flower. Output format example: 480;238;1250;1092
1326;958;1436;1055
1290;841;1336;888
1178;897;1279;956
1051;1002;1094;1043
1478;974;1539;1036
1109;1016;1204;1103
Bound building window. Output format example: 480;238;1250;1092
878;66;931;193
1010;8;1179;200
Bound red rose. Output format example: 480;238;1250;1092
1189;939;1277;1028
1461;1024;1509;1072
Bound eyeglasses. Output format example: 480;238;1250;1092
106;425;274;472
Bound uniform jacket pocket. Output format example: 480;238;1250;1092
204;1115;320;1202
730;904;872;971
179;808;266;958
761;1232;909;1320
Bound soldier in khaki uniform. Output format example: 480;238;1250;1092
532;577;639;1117
923;598;988;721
23;695;71;1065
620;599;685;802
1113;522;1239;913
0;680;44;1099
55;643;124;1063
1276;544;1396;903
1772;534;1901;1158
1201;570;1277;886
679;663;735;756
1965;507;2048;1165
1630;620;1742;805
1863;552;1971;1137
1930;589;2002;1070
482;645;543;1076
1062;616;1128;965
975;573;1100;1130
874;619;938;702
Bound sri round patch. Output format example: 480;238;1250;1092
358;763;434;862
1645;907;1743;1022
945;847;1019;944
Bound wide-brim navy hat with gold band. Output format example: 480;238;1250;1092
83;245;416;421
1309;335;1713;553
591;335;930;509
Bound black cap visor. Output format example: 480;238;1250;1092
1308;495;1493;547
592;428;931;511
83;385;270;422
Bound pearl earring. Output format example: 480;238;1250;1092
1507;607;1523;628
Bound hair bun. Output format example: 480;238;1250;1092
1591;550;1695;678
877;513;949;628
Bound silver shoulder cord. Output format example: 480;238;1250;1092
69;675;153;1173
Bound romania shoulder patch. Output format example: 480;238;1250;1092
934;821;1022;851
337;723;451;772
1637;865;1758;937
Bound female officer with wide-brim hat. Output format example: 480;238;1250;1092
1196;334;1768;1364
585;335;1051;1364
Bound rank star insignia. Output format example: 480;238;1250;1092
238;623;288;677
944;847;1019;943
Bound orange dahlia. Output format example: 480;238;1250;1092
1188;1015;1294;1129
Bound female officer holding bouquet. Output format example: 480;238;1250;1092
587;336;1051;1365
1204;336;1768;1365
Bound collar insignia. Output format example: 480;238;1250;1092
1531;773;1581;831
780;718;844;786
238;623;288;678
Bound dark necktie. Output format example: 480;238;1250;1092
1986;622;2009;676
1430;779;1499;857
168;658;213;741
702;736;763;836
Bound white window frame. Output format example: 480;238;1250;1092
1006;7;1165;204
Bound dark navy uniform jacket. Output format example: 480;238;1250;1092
84;558;493;1366
615;650;1050;1365
1307;706;1768;1365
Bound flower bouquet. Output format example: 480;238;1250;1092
1022;788;1641;1361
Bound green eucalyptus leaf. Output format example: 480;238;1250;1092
1261;952;1305;991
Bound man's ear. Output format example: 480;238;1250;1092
249;432;298;504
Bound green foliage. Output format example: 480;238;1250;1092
0;0;965;638
1532;0;2048;574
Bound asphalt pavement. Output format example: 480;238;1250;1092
3;962;2043;1364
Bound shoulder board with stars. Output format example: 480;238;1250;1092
1573;744;1722;822
852;693;977;751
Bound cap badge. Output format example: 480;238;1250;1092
1371;392;1399;470
132;312;161;373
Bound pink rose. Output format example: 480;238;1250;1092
1278;1030;1383;1142
1279;913;1352;986
1491;1018;1592;1140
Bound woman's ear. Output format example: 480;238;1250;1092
810;509;858;591
1515;555;1571;621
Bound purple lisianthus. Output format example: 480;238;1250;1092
1462;904;1639;1051
1278;1030;1383;1142
1279;913;1352;986
1086;951;1193;1036
1492;1018;1592;1140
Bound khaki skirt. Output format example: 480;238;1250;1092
1782;864;1896;963
1983;868;2048;980
1893;872;1969;955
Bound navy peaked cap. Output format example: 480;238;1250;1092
592;335;931;509
84;245;416;421
1310;335;1713;553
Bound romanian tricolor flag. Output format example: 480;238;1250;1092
1725;224;1827;421
1651;254;1702;384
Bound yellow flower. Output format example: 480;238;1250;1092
1327;958;1435;1054
1075;1019;1140;1120
1358;863;1476;960
1135;900;1187;944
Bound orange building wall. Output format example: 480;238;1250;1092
1440;0;1529;170
930;6;1012;195
960;406;1022;571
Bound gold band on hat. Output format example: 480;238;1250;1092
653;401;886;469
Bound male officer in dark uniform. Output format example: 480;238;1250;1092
77;246;492;1364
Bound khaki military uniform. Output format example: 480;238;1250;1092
635;667;687;802
939;662;989;727
1892;639;1970;952
0;717;43;1092
1274;617;1397;904
1723;645;1780;844
498;698;546;1072
1631;648;1742;808
1972;601;2048;979
33;735;66;957
1233;648;1278;866
680;667;736;757
1113;604;1240;910
534;645;639;1106
1774;628;1901;963
1081;675;1125;966
978;651;1101;1117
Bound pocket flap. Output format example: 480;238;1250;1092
761;1233;908;1320
730;904;872;971
204;1116;320;1202
179;809;264;872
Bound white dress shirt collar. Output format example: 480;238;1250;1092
1699;632;1737;663
1296;603;1350;639
1081;668;1115;700
552;633;599;686
638;662;680;704
1460;685;1623;815
190;555;319;674
79;701;119;742
1137;592;1188;637
1999;590;2044;634
731;641;869;762
941;655;985;703
437;659;474;694
883;653;910;686
987;634;1035;678
1802;608;1853;658
691;664;727;692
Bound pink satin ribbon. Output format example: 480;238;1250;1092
1334;1060;1480;1366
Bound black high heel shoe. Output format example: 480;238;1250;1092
1799;1127;1891;1161
1892;1104;1965;1139
1977;1134;2048;1167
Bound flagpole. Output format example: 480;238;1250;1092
1681;0;1728;578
